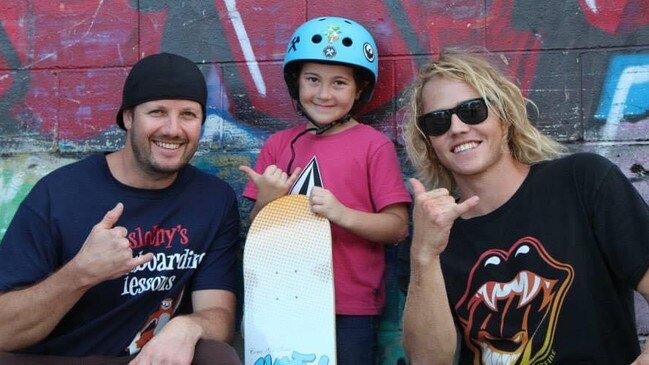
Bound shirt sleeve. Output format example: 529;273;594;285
582;154;649;289
367;140;412;212
0;182;61;291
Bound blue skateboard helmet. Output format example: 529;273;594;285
283;16;378;104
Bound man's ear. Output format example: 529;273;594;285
123;109;133;130
501;122;513;152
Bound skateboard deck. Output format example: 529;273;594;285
243;194;336;365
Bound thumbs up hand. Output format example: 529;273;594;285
70;203;154;288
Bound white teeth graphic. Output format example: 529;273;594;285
156;142;181;150
480;342;521;365
453;142;478;153
518;273;541;306
476;285;496;310
475;271;547;311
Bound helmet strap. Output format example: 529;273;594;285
285;102;352;174
296;101;352;135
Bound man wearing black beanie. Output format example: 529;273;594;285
0;53;241;364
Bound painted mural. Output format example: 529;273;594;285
1;0;648;363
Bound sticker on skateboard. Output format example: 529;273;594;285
243;194;336;365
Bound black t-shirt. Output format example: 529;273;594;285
441;153;649;365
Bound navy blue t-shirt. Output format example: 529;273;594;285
0;153;240;356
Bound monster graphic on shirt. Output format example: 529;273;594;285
455;237;574;365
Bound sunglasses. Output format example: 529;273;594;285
417;97;489;136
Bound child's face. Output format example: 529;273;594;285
298;62;362;125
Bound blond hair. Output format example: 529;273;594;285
402;50;566;191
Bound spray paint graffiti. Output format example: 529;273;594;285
0;155;76;237
1;1;649;363
596;54;649;139
1;1;648;144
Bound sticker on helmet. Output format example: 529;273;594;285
288;36;300;53
325;24;341;44
323;46;337;59
363;42;375;63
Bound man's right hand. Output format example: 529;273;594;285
0;203;155;352
409;178;479;260
70;203;154;288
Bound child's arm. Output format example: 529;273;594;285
309;186;408;244
239;165;301;221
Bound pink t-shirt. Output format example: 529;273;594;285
243;123;411;315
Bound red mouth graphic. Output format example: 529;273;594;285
455;237;574;365
469;270;558;312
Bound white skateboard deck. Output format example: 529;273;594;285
243;194;336;365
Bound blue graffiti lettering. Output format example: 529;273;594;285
595;54;649;125
253;352;330;365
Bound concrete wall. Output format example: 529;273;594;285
1;1;648;363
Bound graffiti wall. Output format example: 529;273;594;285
1;0;648;363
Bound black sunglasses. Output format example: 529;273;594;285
417;97;489;136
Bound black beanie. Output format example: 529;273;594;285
116;53;208;130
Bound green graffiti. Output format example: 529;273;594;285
0;155;76;241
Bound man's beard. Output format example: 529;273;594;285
129;122;194;177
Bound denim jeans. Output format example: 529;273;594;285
336;315;378;365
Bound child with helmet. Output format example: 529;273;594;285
240;16;411;364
